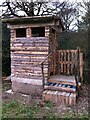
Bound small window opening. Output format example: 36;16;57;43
31;27;45;37
16;28;26;37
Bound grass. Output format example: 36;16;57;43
45;101;54;108
2;99;89;119
63;110;89;119
2;99;54;119
2;99;41;118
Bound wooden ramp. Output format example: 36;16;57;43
42;75;80;106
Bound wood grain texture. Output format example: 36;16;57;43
42;90;77;105
48;74;77;86
11;37;49;79
58;50;78;75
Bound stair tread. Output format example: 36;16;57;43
48;75;81;86
45;84;76;89
43;90;77;95
50;75;75;81
45;82;76;93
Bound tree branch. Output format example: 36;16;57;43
6;2;19;17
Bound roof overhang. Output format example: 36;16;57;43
2;15;64;31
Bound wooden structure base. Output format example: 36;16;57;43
43;89;77;106
42;75;81;106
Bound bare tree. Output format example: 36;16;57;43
51;1;77;31
1;0;78;31
1;0;56;18
74;0;90;32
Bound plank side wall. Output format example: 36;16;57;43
11;26;50;80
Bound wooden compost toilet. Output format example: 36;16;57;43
3;16;64;95
3;15;84;105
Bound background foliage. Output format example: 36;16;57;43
2;23;10;76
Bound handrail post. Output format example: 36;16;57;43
71;48;80;93
41;63;45;90
74;66;79;93
40;53;52;90
79;50;83;84
75;47;82;93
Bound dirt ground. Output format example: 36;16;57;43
2;79;89;118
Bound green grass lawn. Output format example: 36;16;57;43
2;99;89;119
2;100;55;119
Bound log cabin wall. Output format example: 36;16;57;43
10;25;50;86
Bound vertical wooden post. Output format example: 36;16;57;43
58;50;60;74
26;28;31;38
71;50;74;74
11;29;16;41
53;32;56;75
77;47;81;82
75;47;80;93
41;63;45;90
79;51;83;84
61;51;63;73
67;51;70;74
64;50;66;73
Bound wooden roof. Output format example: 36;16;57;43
2;15;64;30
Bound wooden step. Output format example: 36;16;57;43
44;82;76;93
48;75;81;86
42;90;77;106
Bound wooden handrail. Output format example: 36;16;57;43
34;53;52;67
34;52;52;89
41;52;52;89
71;48;80;92
39;53;52;65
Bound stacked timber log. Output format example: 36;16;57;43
11;37;49;79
